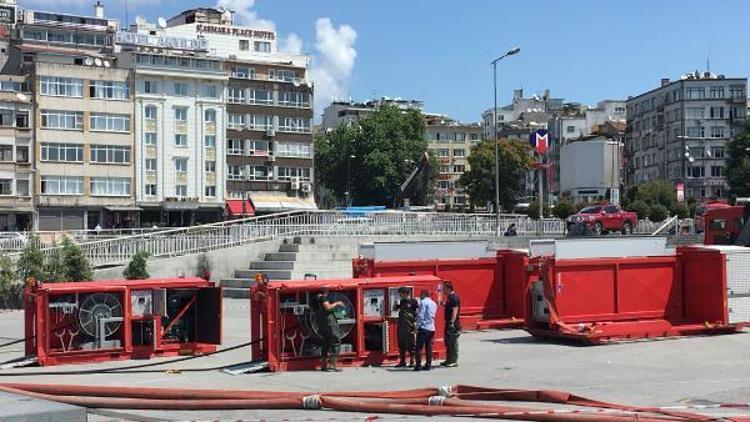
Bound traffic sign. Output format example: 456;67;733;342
529;129;549;155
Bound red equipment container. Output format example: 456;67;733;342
250;275;446;372
525;245;750;343
25;278;222;366
352;250;530;330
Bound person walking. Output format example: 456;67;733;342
440;282;461;367
414;288;436;371
394;287;418;368
311;288;345;372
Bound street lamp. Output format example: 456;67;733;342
491;47;520;236
346;153;356;207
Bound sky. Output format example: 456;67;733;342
20;0;750;123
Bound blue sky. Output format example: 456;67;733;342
24;0;750;122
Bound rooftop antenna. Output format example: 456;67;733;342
706;51;711;73
124;0;129;29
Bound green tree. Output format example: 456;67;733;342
123;251;150;280
43;240;67;283
527;200;551;220
0;254;15;290
16;236;45;283
673;204;690;219
727;122;750;197
61;237;93;282
315;106;435;207
459;139;532;212
552;199;576;220
635;180;677;211
649;204;669;222
627;200;651;221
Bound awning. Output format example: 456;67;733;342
250;191;317;213
105;206;144;212
226;199;255;217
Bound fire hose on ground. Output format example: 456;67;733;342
0;383;748;421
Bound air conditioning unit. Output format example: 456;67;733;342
266;129;276;137
300;183;312;194
267;155;276;162
290;177;300;191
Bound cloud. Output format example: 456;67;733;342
309;18;358;113
279;33;303;55
215;0;274;31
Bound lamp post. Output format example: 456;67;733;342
346;153;356;206
491;47;520;237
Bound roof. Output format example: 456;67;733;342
266;275;442;292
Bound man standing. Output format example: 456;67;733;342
440;282;461;368
312;288;345;372
394;287;418;368
414;288;436;371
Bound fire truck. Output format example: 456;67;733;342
704;199;750;246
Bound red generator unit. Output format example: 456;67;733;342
525;238;750;343
353;241;530;330
251;275;446;372
25;278;222;366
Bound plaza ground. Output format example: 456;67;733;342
2;299;750;421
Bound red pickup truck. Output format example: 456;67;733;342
566;205;638;235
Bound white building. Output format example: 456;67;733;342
560;136;621;203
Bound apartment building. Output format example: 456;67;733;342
425;114;481;210
164;8;315;214
117;22;227;227
0;75;32;231
321;98;424;132
626;72;747;200
11;5;140;231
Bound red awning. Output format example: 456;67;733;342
226;199;255;217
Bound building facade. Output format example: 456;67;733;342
560;135;622;203
321;98;423;132
0;74;33;231
626;72;747;200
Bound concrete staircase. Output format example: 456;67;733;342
221;236;356;298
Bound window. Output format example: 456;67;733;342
440;165;450;173
90;113;131;132
269;69;297;82
144;105;157;120
174;107;187;122
437;149;449;157
438;181;450;189
90;80;130;100
279;91;309;107
228;139;245;155
710;86;725;99
41;110;83;130
228;113;245;129
228;87;245;103
249;115;273;130
247;166;270;180
277;167;311;181
453;132;466;142
144;80;158;94
469;133;479;141
41;176;83;195
730;85;745;99
174;82;188;96
710;126;725;138
90;177;131;196
711;166;725;177
204;109;216;123
254;41;271;53
711;146;725;158
0;145;11;161
228;165;242;180
204;84;218;98
732;106;746;120
205;160;216;172
686;107;704;119
685;87;705;99
279;117;310;133
90;145;131;164
249;140;270;155
145;184;156;196
16;111;29;128
453;149;465;157
41;143;83;162
686;126;705;138
16;179;29;197
709;106;725;119
204;135;216;148
40;76;83;97
0;109;12;127
276;142;311;158
689;147;705;158
239;39;250;51
175;134;187;147
16;146;28;163
175;159;188;173
0;179;12;196
231;66;254;79
145;158;156;171
249;89;273;105
205;185;216;197
453;165;465;173
144;133;156;145
175;185;187;198
687;165;705;178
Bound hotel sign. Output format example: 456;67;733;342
116;31;208;51
196;24;275;40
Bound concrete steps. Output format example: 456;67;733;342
265;252;353;261
249;261;295;270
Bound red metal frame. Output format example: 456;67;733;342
352;250;530;330
251;275;446;372
704;205;746;245
25;278;223;366
524;248;748;344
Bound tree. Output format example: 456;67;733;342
459;139;532;212
527;200;551;220
16;236;45;283
0;254;15;290
61;237;93;282
649;204;669;222
627;200;651;221
315;106;435;207
123;251;151;280
673;204;690;219
43;240;67;283
0;254;21;310
553;199;576;220
635;180;677;212
727;122;750;198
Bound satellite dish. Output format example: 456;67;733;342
84;57;94;66
158;17;167;29
94;58;103;67
103;60;111;68
15;93;28;102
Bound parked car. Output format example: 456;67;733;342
694;200;730;234
566;205;638;235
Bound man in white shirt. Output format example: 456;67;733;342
414;288;437;371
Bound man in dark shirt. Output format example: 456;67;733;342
440;281;461;367
394;287;418;368
311;288;345;372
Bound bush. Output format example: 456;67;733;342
649;204;669;222
0;254;15;290
627;200;651;221
16;236;44;284
671;204;690;219
123;251;151;280
552;200;576;219
61;237;93;282
526;200;551;220
44;240;67;283
0;255;22;310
